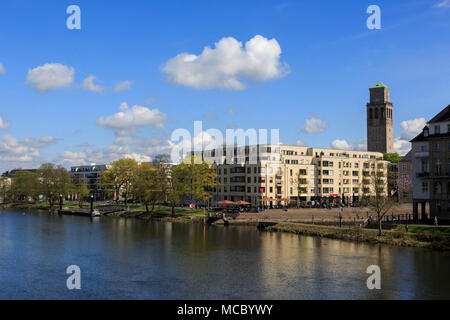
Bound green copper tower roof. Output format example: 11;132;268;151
371;81;388;89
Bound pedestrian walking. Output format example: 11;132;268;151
434;216;438;226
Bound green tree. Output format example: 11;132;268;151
71;175;90;208
383;153;402;163
101;158;138;204
0;176;11;203
172;155;217;207
37;163;72;208
134;163;167;215
11;171;38;201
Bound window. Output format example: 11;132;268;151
369;109;373;119
422;182;428;193
374;108;379;118
290;169;293;177
434;182;442;194
435;125;440;134
436;143;441;151
421;160;429;173
436;159;441;174
269;187;273;193
424;127;429;137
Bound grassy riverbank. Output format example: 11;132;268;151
264;222;450;250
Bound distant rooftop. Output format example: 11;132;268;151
371;81;388;89
428;104;450;123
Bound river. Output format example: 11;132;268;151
0;209;449;299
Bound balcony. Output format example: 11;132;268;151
422;172;450;179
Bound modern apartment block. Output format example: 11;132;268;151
367;82;394;154
70;164;110;200
197;145;388;205
411;104;450;221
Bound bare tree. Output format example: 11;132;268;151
361;158;396;236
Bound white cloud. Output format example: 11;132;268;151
400;117;426;140
433;0;450;8
26;63;74;92
295;140;307;147
23;136;57;148
394;138;411;156
354;139;367;151
0;134;40;162
114;80;134;92
163;35;289;90
0;115;10;130
59;143;156;166
301;117;328;134
0;63;5;74
331;139;352;150
96;102;169;135
82;75;105;93
124;153;152;163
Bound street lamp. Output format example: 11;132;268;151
59;193;63;210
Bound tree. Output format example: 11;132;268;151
11;171;38;201
397;174;412;203
71;175;90;208
101;158;138;204
383;153;402;163
361;159;396;236
0;176;11;203
37;163;72;208
134;163;167;215
171;155;217;208
293;170;308;207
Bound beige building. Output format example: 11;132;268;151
197;144;388;206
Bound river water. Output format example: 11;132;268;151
0;209;449;299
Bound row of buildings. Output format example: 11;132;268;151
3;82;449;221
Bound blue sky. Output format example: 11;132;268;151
0;0;449;171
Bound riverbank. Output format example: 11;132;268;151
263;222;450;250
3;202;450;251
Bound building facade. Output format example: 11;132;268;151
70;164;110;200
411;105;450;221
196;145;388;206
367;82;394;154
398;150;413;203
411;105;450;220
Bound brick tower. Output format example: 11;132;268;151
367;82;394;154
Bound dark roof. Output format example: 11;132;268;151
400;150;413;162
428;104;450;123
411;130;450;142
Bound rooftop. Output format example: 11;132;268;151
370;81;388;89
428;104;450;124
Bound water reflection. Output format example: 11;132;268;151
0;209;449;300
